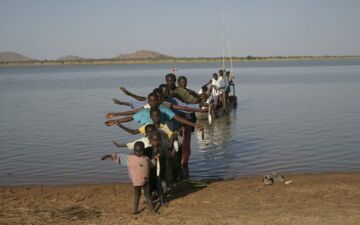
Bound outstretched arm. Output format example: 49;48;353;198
187;88;200;98
120;87;147;102
116;123;140;135
112;140;128;148
105;107;143;118
101;153;129;165
173;115;204;131
101;153;116;160
104;116;133;126
112;98;131;107
171;104;208;113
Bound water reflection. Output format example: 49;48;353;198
195;109;237;155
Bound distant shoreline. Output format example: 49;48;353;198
1;55;360;67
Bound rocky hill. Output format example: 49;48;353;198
115;50;174;59
57;55;85;61
0;52;33;62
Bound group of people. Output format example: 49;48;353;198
205;69;235;114
101;70;234;214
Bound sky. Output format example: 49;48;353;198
1;0;360;60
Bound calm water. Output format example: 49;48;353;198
1;60;360;185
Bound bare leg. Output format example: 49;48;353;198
221;92;226;112
143;182;155;212
156;179;167;206
133;186;141;214
181;125;192;180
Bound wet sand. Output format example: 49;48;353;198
1;172;360;225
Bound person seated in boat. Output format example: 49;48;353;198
197;83;216;120
177;76;200;98
101;141;155;214
199;80;212;95
198;81;214;106
165;73;201;104
112;124;156;150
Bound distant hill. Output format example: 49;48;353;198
115;50;174;59
57;55;85;61
0;52;33;62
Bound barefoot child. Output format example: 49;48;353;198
101;141;155;214
113;109;176;188
146;131;168;206
112;124;156;150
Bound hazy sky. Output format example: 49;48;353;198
1;0;360;59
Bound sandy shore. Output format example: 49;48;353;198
1;172;360;225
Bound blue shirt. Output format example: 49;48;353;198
133;105;175;125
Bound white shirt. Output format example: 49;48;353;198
126;137;151;150
211;78;219;96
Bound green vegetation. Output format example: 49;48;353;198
1;55;359;67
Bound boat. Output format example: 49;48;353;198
195;86;237;123
195;14;237;124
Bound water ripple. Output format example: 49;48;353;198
1;62;360;185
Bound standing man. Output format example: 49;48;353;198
218;70;226;112
165;73;200;179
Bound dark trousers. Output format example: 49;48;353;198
133;182;154;214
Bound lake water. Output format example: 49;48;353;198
1;60;360;185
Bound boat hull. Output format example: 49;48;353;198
196;96;237;120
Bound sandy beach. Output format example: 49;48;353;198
1;172;359;225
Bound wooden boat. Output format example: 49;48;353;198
195;89;237;123
196;15;237;124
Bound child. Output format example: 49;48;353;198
115;109;176;187
146;131;169;206
110;108;177;151
101;141;155;214
112;124;155;150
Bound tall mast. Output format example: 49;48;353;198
227;39;233;74
222;13;226;71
